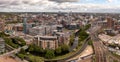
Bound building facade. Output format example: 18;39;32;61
107;17;115;29
34;36;58;50
29;25;56;36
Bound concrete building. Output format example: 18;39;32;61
25;23;36;34
97;20;107;27
29;26;48;36
34;35;58;50
55;32;70;45
29;25;57;36
0;38;5;54
52;27;70;45
67;23;79;30
56;25;63;32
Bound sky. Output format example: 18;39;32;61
0;0;120;12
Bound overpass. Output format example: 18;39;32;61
0;45;28;57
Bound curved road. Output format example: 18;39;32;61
62;36;90;62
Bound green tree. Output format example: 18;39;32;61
61;44;69;54
55;47;62;55
69;34;75;46
88;40;93;45
28;45;34;53
83;24;91;30
17;54;25;60
28;55;44;62
0;32;10;37
34;46;44;54
20;48;26;54
13;37;26;46
45;49;55;59
28;44;44;56
4;38;19;48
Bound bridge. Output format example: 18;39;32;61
0;45;28;57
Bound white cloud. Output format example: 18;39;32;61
107;0;111;2
107;0;119;2
0;0;120;12
49;0;78;3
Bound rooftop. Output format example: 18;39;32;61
99;34;120;44
35;35;57;40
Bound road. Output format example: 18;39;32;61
45;24;120;62
45;35;90;62
69;37;78;52
58;36;90;62
56;25;95;62
65;25;99;62
0;45;28;57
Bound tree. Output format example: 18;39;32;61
4;38;19;48
88;40;93;45
17;54;25;60
0;32;10;37
55;47;62;55
28;55;44;62
27;44;44;56
69;34;75;46
45;49;55;59
34;45;44;56
20;48;26;54
61;44;69;54
28;45;34;53
12;37;26;46
78;30;89;41
84;24;91;30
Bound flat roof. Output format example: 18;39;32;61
35;35;57;40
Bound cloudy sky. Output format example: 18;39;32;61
0;0;120;12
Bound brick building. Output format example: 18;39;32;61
34;35;58;50
106;17;115;29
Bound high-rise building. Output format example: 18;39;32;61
23;17;27;34
107;17;114;29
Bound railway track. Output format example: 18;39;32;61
92;34;107;62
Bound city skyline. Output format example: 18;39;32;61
0;10;120;62
0;0;120;12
